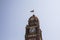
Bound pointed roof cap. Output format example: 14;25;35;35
29;14;38;21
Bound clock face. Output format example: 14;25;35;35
29;28;35;33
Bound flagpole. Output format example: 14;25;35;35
30;9;34;15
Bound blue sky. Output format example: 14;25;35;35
0;0;60;40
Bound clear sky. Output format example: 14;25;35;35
0;0;60;40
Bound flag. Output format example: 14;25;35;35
30;10;34;12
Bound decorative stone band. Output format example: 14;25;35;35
27;34;40;37
26;26;37;28
28;34;36;37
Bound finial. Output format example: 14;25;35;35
33;14;35;16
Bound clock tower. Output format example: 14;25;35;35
25;15;42;40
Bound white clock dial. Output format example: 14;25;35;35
29;28;35;33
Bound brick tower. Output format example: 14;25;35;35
25;15;42;40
